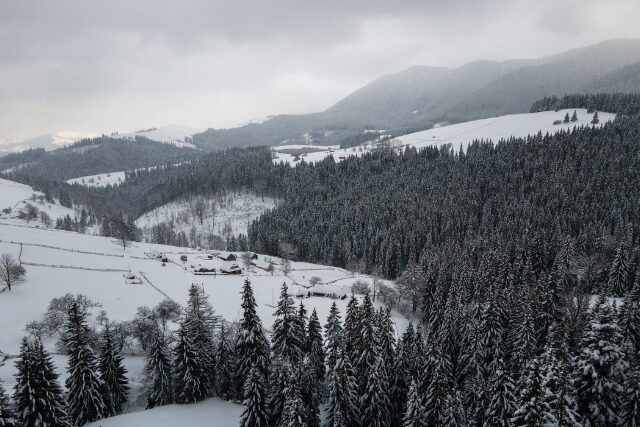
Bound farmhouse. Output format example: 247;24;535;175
221;264;242;275
251;260;274;272
217;252;237;261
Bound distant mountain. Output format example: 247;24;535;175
191;38;640;151
0;136;202;181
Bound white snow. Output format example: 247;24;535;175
110;124;203;148
0;178;76;224
273;109;616;166
86;398;243;427
136;192;277;242
0;218;407;424
66;171;126;187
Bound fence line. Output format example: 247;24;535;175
0;238;126;258
138;271;176;303
20;261;129;273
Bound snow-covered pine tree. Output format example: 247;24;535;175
376;307;396;375
144;330;173;409
214;321;234;399
575;301;627;426
564;112;571;123
184;284;217;395
390;322;415;425
64;302;108;426
511;357;555;427
271;282;304;364
540;324;581;427
13;338;71;427
281;371;306;427
0;379;16;427
591;111;600;124
267;361;288;426
423;346;453;426
355;293;378;396
324;302;344;381
621;357;640;427
173;320;207;403
98;322;129;415
307;308;325;385
235;279;270;394
240;364;269;427
620;278;640;354
608;244;630;297
442;388;467;427
361;355;391;427
344;295;361;361
571;110;578;122
483;359;517;427
403;379;426;427
506;297;536;374
325;351;359;427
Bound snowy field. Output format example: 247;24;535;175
66;170;126;187
110;124;203;148
0;178;76;223
66;161;193;188
136;192;277;241
0;216;406;425
273;109;616;166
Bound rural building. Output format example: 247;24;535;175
217;252;237;261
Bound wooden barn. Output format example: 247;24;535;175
217;252;237;261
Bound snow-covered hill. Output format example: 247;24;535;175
272;109;616;166
136;192;276;245
0;218;404;425
110;124;203;148
0;178;76;224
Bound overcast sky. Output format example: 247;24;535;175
1;0;639;144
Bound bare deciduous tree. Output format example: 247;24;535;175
0;253;26;291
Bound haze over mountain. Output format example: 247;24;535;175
191;38;640;150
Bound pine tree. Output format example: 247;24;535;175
621;359;640;427
403;379;426;427
325;352;359;427
354;293;378;395
575;302;627;426
571;110;579;122
361;355;391;427
591;111;600;124
240;365;269;427
608;244;630;297
64;302;107;426
307;308;325;394
0;379;16;427
540;326;581;427
324;302;344;380
173;321;207;403
271;282;304;364
281;371;306;427
483;359;517;427
235;279;270;395
390;322;415;425
214;322;234;399
442;389;467;427
184;284;217;395
98;323;129;415
13;338;70;427
564;112;571;123
144;331;173;409
423;347;452;426
511;358;555;426
344;295;361;362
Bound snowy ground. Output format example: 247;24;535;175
0;218;405;425
273;109;616;166
66;161;193;188
136;192;277;243
66;171;126;187
0;178;76;225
